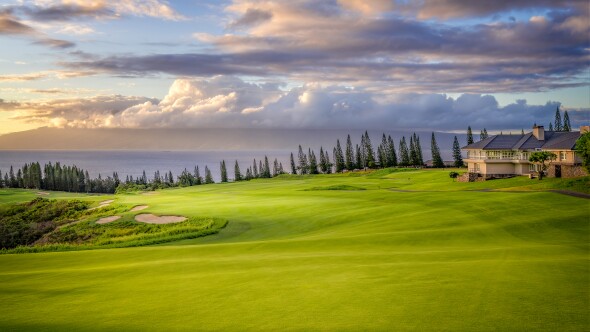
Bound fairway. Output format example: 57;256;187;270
0;170;588;331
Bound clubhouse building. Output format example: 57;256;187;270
461;125;588;181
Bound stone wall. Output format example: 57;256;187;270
547;164;588;178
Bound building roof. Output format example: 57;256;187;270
462;130;581;150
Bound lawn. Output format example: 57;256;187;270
0;169;588;331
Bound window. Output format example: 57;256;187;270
560;152;566;161
475;163;480;172
529;164;539;172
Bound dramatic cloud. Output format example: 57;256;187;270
63;0;589;93
0;70;96;81
16;0;184;21
6;76;589;131
0;10;75;48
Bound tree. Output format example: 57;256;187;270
414;133;424;166
345;134;354;170
308;150;319;174
234;160;242;181
194;166;203;185
399;137;410;166
554;107;562;131
431;132;445;168
387;135;397;167
319;147;328;173
363;131;376;168
467;126;474;145
521;128;525;135
452;136;464;167
323;150;332;174
263;156;271;178
355;144;362;169
480;128;488;141
529;151;557;180
204;166;214;184
549;122;554;131
563;111;571;132
335;139;345;172
298;145;308;175
575;131;590;173
409;135;418;166
290;153;297;174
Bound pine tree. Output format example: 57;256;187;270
298;145;308;175
521;128;525;135
259;160;264;178
335;139;345;172
290;153;297;174
0;170;3;188
431;132;445;168
452;136;464;167
414;133;424;166
319;147;328;173
399;137;410;166
554;107;562;131
324;150;332;174
345;134;354;170
409;135;418;166
234;161;242;182
467;126;474;145
195;166;203;185
563;111;571;132
483;128;488;139
363;131;376;168
204;166;214;184
308;150;319;174
253;159;259;178
549;122;554;131
273;158;280;177
379;134;388;168
263;156;271;178
355;144;362;169
387;135;397;167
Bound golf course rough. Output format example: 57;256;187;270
0;169;588;331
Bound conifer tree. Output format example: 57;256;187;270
335;139;345;172
409;135;419;166
253;159;259;178
554;107;562;131
355;144;362;169
399;137;410;166
0;169;3;188
308;150;319;174
345;134;354;170
387;135;397;167
259;160;264;178
319;147;328;173
467;126;474;145
323;150;332;174
204;166;214;184
263;156;271;178
483;128;488;139
298;145;308;175
290;153;297;174
563;111;571;132
377;145;385;168
379;134;388;168
273;158;280;177
415;133;424;166
363;131;376;168
234;160;242;181
431;132;445;168
452;136;464;167
521;128;525;135
245;168;252;181
549;122;554;131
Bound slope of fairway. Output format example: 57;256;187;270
0;170;588;331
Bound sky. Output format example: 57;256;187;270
0;0;588;135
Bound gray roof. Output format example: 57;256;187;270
462;131;581;150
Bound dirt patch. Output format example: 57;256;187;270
36;192;50;196
142;192;159;196
135;214;187;224
131;205;148;212
96;216;121;224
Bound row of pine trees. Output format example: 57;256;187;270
1;110;573;192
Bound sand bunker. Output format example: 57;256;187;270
36;192;50;196
131;205;148;212
89;199;115;211
96;216;121;224
135;214;187;224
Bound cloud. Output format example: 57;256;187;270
6;76;589;131
61;0;589;93
0;70;96;81
16;0;185;21
0;10;75;48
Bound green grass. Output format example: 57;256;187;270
0;169;588;331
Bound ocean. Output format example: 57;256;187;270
0;150;293;182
